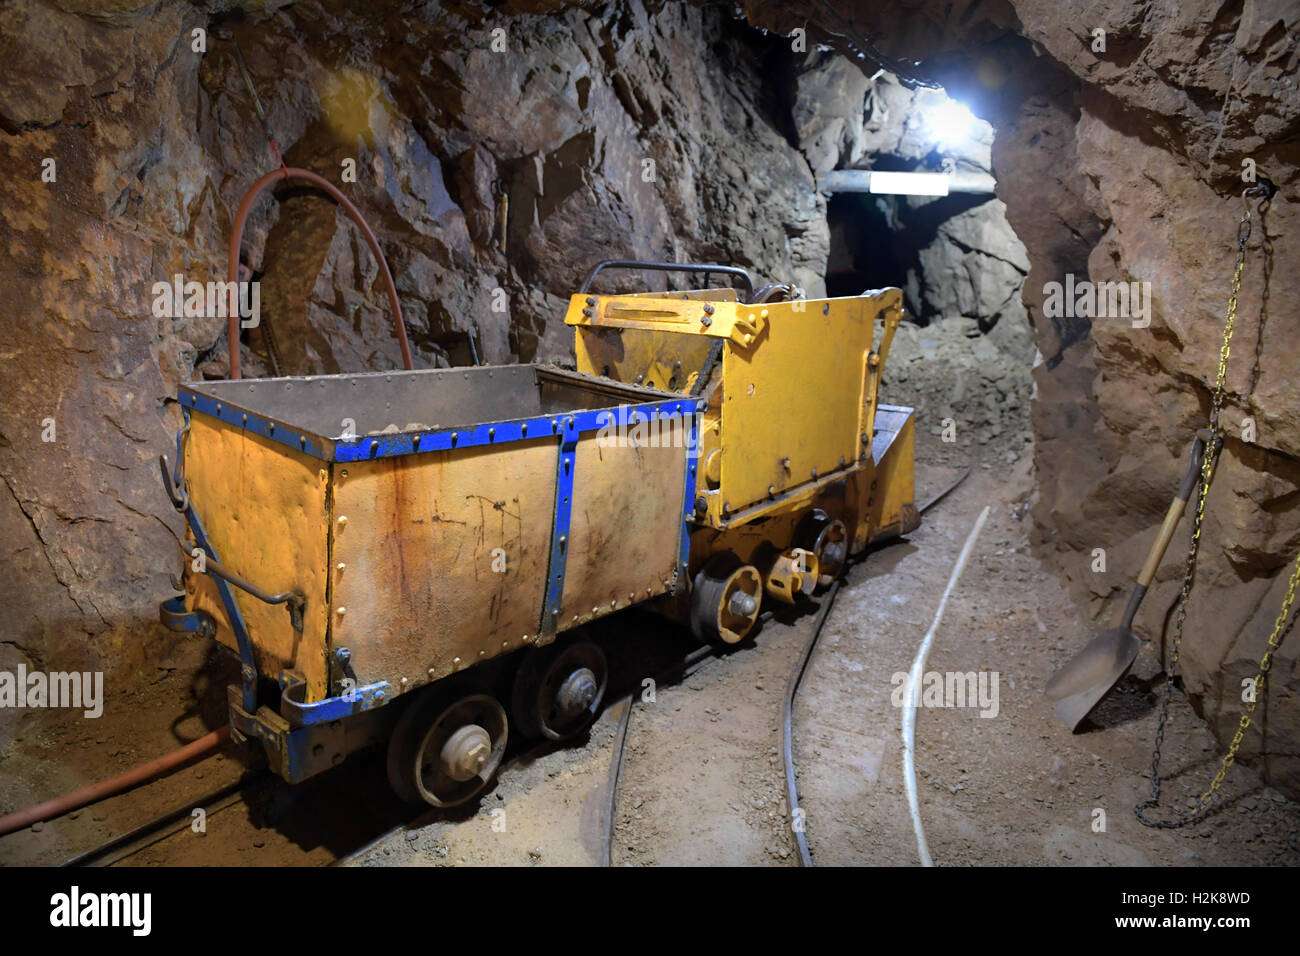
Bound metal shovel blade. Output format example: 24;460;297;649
1044;627;1142;731
1045;434;1210;732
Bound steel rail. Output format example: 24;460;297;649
58;780;253;868
601;642;715;867
782;581;843;867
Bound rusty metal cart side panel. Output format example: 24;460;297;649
561;430;689;628
330;439;559;692
184;414;331;699
164;364;699;786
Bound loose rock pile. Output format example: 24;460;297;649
883;313;1037;470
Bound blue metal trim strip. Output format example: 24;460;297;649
333;401;698;461
179;388;331;459
677;408;702;589
178;386;698;464
282;728;332;784
540;416;580;641
337;413;564;462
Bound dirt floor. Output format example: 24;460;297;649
3;315;1298;867
343;456;1300;867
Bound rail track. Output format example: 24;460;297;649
777;464;970;866
603;464;971;868
50;467;970;869
57;778;253;867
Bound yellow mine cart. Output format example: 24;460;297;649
158;259;915;807
567;261;917;644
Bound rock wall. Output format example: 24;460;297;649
0;0;826;723
2;0;1299;793
1013;0;1300;793
745;0;1300;791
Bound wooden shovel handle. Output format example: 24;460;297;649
1136;435;1208;589
1137;500;1186;588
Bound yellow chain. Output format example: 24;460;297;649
1194;552;1300;811
1169;247;1241;675
1172;194;1299;814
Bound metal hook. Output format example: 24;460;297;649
1237;175;1277;243
1242;175;1276;211
159;455;189;513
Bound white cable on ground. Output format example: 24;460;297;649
901;504;991;867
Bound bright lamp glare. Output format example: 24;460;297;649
924;98;975;148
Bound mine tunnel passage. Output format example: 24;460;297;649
819;83;1036;471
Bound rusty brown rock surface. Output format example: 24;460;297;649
0;0;826;738
1;0;1299;798
1009;0;1300;793
748;0;1300;790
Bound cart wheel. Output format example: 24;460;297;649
798;510;847;589
691;553;762;644
386;693;507;807
386;697;426;805
512;640;608;741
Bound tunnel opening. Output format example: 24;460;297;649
825;191;904;297
803;69;1036;473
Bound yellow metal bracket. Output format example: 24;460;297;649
565;295;766;348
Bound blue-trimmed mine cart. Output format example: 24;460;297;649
159;261;917;808
161;364;698;805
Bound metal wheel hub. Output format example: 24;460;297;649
512;640;609;741
691;554;762;644
440;723;493;782
556;667;598;717
384;692;508;807
799;510;848;589
728;589;758;617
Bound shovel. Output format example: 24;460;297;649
1045;432;1208;731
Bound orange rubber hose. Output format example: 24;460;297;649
226;166;413;379
0;725;230;837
